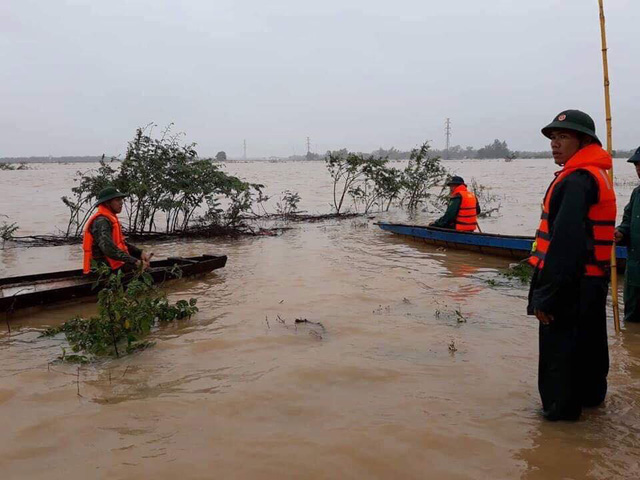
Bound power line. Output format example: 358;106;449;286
445;118;451;159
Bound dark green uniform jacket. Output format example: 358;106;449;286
616;186;640;286
527;170;609;421
432;196;481;228
90;216;142;268
615;185;640;323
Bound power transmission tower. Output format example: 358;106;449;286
306;136;311;155
243;139;247;160
444;118;451;159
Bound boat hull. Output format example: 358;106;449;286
376;222;627;270
0;255;227;313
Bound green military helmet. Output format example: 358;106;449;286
95;186;128;206
446;175;466;186
627;146;640;164
541;109;601;146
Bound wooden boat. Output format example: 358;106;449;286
376;222;627;270
0;254;227;313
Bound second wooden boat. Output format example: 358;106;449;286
376;222;627;270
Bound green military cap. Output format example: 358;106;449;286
446;175;466;186
627;146;640;164
541;109;601;146
95;186;127;205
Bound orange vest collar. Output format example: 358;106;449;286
562;144;612;172
451;184;467;197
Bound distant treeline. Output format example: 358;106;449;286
2;144;636;164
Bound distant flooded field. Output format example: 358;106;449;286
1;159;639;479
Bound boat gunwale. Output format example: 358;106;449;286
0;254;226;287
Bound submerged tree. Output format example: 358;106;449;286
400;142;448;211
43;264;198;359
62;125;263;237
325;149;368;214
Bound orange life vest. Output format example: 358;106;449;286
452;185;478;232
82;205;129;274
528;144;616;277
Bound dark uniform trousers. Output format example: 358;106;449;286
538;276;609;420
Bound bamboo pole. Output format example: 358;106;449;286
598;0;621;333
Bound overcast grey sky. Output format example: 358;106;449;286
1;0;638;157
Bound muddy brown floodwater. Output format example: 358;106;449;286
1;159;639;479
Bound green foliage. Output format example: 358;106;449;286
485;262;533;287
400;143;448;211
469;178;502;218
276;190;301;217
61;125;264;237
0;162;29;170
0;220;19;247
215;151;227;161
500;262;533;283
325;149;368;214
350;159;402;214
325;150;404;214
42;264;198;359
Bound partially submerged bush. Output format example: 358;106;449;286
62;125;264;237
469;178;502;218
0;162;29;170
43;264;198;359
276;190;301;217
325;149;405;214
0;219;19;248
400;142;448;211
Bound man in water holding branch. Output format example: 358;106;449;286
527;110;616;421
82;186;151;274
614;147;640;323
430;176;480;231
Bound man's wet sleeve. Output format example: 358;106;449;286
530;172;598;314
92;217;139;265
616;188;636;244
432;196;461;228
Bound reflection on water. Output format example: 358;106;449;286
1;160;639;479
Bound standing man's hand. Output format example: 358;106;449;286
534;309;554;325
614;229;624;243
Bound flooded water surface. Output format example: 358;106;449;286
1;159;639;479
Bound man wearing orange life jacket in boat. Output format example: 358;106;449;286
429;176;480;231
82;186;152;274
527;110;616;422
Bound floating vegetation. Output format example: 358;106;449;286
42;264;198;360
0;162;29;170
433;301;468;324
485;262;533;287
0;220;19;248
500;262;533;284
373;305;391;315
264;315;325;340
